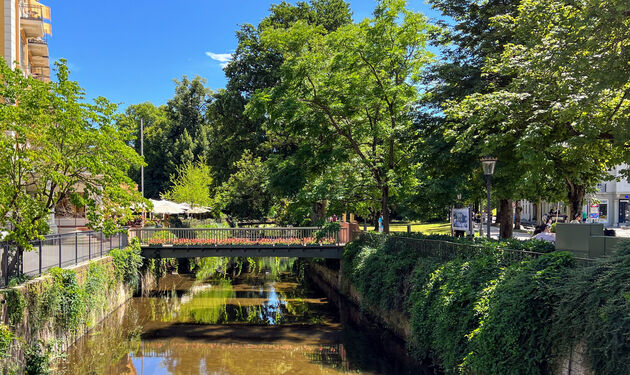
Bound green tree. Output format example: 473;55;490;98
215;151;273;223
117;102;171;198
0;59;145;252
162;158;213;208
444;0;630;220
250;0;433;232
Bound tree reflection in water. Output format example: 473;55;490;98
58;258;424;374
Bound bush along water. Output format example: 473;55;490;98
342;233;628;374
0;240;144;374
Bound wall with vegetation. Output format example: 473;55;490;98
312;233;630;375
0;241;144;374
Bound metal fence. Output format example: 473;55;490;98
386;236;596;266
130;227;346;246
1;231;128;287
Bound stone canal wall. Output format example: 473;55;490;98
307;260;592;375
307;262;411;341
0;243;143;373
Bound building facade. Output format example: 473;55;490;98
1;0;51;81
518;167;630;228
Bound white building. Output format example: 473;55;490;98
519;166;630;228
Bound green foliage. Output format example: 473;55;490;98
48;268;84;331
24;341;51;375
251;0;435;231
162;157;214;208
215;150;273;221
463;252;575;374
315;222;340;243
109;240;143;289
410;254;502;372
0;324;14;359
552;241;630;375
82;263;112;322
4;288;25;327
343;234;583;374
0;58;146;249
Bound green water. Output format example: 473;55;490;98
57;263;429;374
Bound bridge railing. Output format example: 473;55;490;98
129;227;346;247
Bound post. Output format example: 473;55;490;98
3;243;9;286
75;232;78;265
407;224;411;234
486;175;492;239
58;237;62;268
140;118;145;224
100;232;103;257
39;241;43;276
88;234;91;260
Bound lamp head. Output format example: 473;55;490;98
480;156;497;176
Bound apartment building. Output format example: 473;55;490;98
1;0;51;81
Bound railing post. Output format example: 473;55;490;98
88;234;91;260
100;231;103;257
75;232;78;265
3;243;9;287
109;235;112;254
58;237;62;268
39;240;42;276
407;224;411;233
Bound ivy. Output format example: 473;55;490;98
109;239;143;289
4;288;26;327
0;324;14;359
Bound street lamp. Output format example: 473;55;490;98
480;156;497;238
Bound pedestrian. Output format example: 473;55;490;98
378;216;383;233
570;214;582;223
533;224;556;244
332;214;337;222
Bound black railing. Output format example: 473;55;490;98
0;230;128;288
383;235;596;267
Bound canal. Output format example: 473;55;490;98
58;259;430;374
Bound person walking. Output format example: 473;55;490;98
378;216;383;233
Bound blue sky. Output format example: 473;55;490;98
46;1;442;110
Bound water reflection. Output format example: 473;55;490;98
57;263;426;374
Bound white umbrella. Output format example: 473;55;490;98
149;199;188;215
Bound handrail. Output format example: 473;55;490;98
130;227;346;246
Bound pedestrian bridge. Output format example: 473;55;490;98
129;227;350;259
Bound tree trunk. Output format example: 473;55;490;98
310;201;328;224
567;181;586;222
382;184;390;234
514;201;522;229
499;199;513;239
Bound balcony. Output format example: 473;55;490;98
27;37;48;56
29;66;50;82
30;55;49;68
20;4;51;38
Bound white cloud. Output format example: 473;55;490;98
205;52;232;68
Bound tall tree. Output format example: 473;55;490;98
0;59;145;250
250;0;433;232
444;0;630;220
163;157;214;208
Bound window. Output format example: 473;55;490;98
598;200;608;222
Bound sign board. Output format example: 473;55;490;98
589;203;599;219
451;207;472;235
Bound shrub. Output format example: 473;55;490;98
552;241;630;375
0;324;14;359
463;252;575;374
409;253;502;373
109;239;143;289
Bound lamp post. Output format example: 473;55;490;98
480;157;497;238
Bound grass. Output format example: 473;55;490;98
378;222;451;235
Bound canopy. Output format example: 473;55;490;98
149;199;188;215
